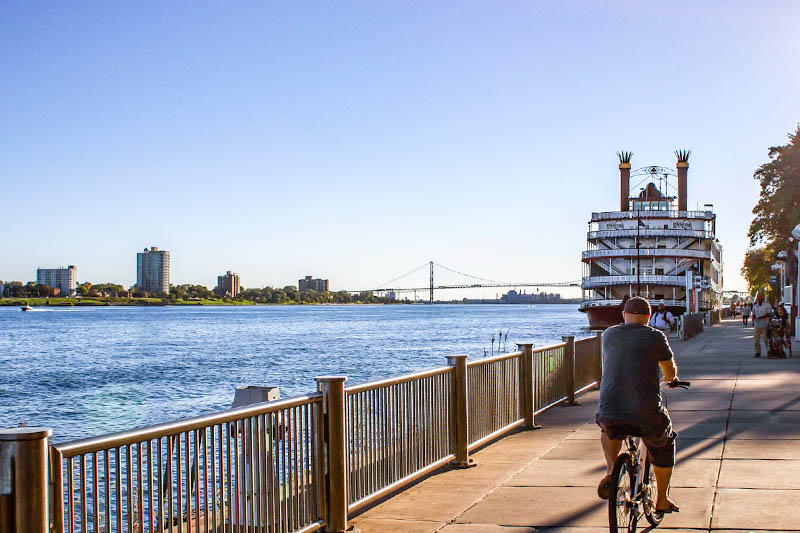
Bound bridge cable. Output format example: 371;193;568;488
432;262;506;285
374;262;431;290
434;262;580;287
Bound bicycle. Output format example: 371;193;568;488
608;379;691;532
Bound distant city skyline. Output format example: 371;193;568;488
2;2;799;297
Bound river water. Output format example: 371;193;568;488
0;304;588;442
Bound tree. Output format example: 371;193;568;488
169;284;214;300
93;283;126;297
748;125;800;247
76;282;92;297
741;244;781;301
32;283;53;297
3;281;26;298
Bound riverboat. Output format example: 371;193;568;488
580;151;723;328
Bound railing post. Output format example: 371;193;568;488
594;331;604;390
0;427;52;533
315;376;348;533
561;336;578;405
516;343;540;430
446;355;472;468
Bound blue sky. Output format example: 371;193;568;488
2;2;799;296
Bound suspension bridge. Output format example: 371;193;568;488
345;261;580;303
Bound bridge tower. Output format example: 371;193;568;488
429;261;434;304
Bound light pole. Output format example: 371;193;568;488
636;187;644;297
777;250;788;299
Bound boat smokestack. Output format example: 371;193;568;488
675;149;691;211
618;151;632;211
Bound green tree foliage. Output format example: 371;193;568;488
748;126;800;246
169;284;215;300
742;126;800;298
3;278;399;305
2;281;56;298
2;281;26;298
92;283;126;296
76;282;92;297
741;244;781;301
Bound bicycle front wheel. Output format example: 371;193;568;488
609;452;638;533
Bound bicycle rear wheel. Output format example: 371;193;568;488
609;452;638;533
643;458;664;527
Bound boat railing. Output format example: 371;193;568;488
14;335;603;533
582;249;711;260
591;210;712;221
582;275;687;288
579;298;687;309
588;229;714;240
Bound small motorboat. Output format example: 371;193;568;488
20;304;34;311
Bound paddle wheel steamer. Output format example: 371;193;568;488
580;151;723;328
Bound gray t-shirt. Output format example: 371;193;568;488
597;323;674;421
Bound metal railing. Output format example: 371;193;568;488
591;210;712;221
579;299;687;310
532;343;568;412
466;352;523;448
679;312;705;340
51;394;325;533
588;229;714;240
582;249;711;260
344;367;453;514
5;334;604;533
575;336;602;391
581;275;686;289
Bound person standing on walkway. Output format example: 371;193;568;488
595;296;681;514
752;294;773;357
649;302;675;333
774;305;793;358
742;303;750;325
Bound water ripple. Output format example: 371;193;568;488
0;304;588;442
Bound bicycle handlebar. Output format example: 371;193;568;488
666;379;691;389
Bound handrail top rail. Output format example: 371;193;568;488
54;392;322;457
591;210;712;221
588;229;714;239
532;342;567;353
467;350;523;367
574;336;598;345
345;366;452;394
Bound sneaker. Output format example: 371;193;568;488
754;354;761;358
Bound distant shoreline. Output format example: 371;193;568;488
1;297;359;307
1;297;580;307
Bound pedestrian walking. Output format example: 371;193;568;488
752;294;773;358
649;302;675;333
742;304;750;326
775;305;793;358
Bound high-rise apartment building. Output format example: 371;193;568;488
36;265;77;296
136;247;170;294
298;275;329;292
216;271;240;297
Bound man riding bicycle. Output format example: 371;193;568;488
596;296;680;514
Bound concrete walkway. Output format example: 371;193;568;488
351;319;800;532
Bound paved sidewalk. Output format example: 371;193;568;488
350;319;800;532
